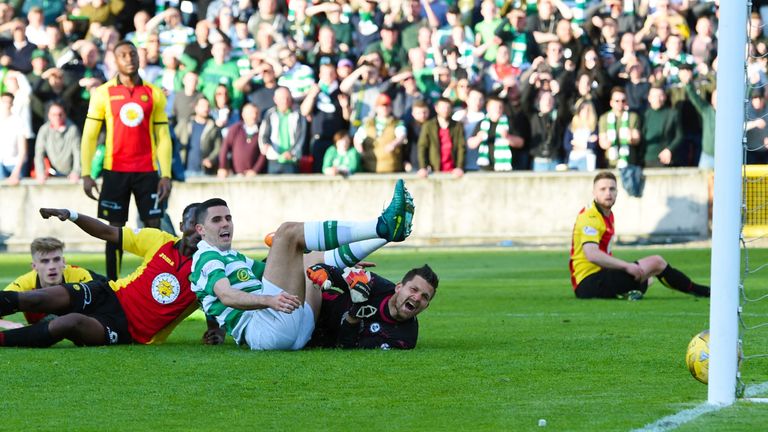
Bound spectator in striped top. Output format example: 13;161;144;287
275;46;315;102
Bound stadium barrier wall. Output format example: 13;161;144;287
0;168;709;252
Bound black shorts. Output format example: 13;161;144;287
63;280;132;344
98;170;163;224
575;268;648;299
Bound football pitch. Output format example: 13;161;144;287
1;247;767;431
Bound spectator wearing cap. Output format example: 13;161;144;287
34;101;81;184
276;46;315;102
416;96;465;178
642;84;682;167
353;93;406;173
300;62;349;173
364;24;407;76
305;25;341;75
258;86;307;174
199;38;243;109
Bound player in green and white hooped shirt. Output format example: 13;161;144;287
190;181;414;350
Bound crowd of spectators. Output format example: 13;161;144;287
0;0;762;184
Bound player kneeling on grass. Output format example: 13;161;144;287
0;237;104;330
305;262;437;350
0;204;224;347
191;180;416;350
569;171;710;300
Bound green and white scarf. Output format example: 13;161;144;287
605;111;630;169
510;33;528;68
477;115;512;171
572;0;587;25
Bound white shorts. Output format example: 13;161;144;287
239;278;315;351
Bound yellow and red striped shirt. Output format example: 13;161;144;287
81;77;172;176
569;201;615;289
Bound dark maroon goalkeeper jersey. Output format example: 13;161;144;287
307;267;419;350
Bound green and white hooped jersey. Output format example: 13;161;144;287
190;240;266;341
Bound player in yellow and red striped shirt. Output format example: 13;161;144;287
80;40;173;281
569;172;709;300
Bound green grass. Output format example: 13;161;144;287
1;248;767;431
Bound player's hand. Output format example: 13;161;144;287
343;268;372;303
269;292;301;313
39;208;71;221
625;263;645;281
202;328;225;345
157;177;172;203
82;175;99;200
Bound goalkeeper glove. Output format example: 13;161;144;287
306;264;346;295
342;267;372;303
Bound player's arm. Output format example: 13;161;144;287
152;87;173;202
212;278;300;312
202;314;225;345
39;208;119;244
80;87;105;200
582;243;644;280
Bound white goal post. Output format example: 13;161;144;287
709;0;748;406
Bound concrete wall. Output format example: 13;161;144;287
0;168;709;251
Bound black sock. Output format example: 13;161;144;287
0;291;19;316
0;321;58;347
105;241;123;281
658;265;709;296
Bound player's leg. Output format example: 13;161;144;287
639;255;710;297
303;179;414;251
133;171;163;229
264;222;311;302
576;269;646;299
99;170;131;280
322;239;388;268
48;313;111;346
0;285;74;317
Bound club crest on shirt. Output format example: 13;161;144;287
236;268;251;281
583;226;598;236
119;102;144;127
151;273;181;304
369;322;381;333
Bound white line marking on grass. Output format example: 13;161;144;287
633;380;768;431
631;403;721;432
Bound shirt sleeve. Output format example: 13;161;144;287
152;85;173;178
80;85;106;176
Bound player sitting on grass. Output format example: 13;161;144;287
305;262;437;350
569;171;710;300
0;204;224;347
0;237;104;330
190;179;417;350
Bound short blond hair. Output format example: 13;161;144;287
30;237;65;256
